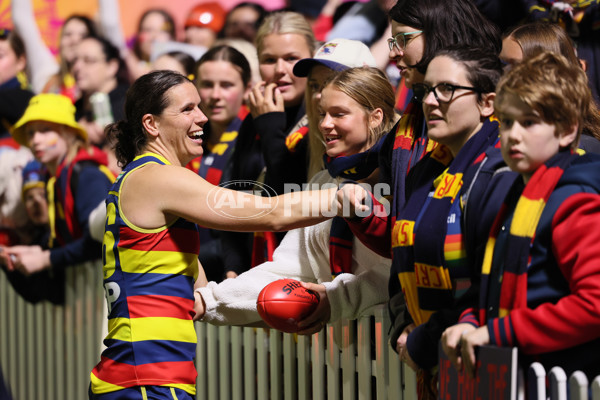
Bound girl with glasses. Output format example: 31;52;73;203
336;0;501;395
338;45;504;399
393;46;502;398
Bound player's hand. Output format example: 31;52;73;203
335;184;370;218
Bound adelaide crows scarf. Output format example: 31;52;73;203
394;117;499;326
390;100;435;218
197;107;248;185
479;150;579;328
327;136;385;277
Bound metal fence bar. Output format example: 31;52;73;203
218;325;231;400
256;327;269;399
341;319;357;400
243;327;256;400
269;329;283;400
311;330;326;400
230;325;243;400
326;324;341;400
282;332;297;400
195;320;207;400
297;334;311;400
357;314;372;399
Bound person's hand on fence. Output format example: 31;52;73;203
461;326;490;379
441;323;476;372
296;281;329;335
397;323;419;370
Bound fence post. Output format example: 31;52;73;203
591;375;600;400
569;371;589;400
549;366;568;400
527;362;546;400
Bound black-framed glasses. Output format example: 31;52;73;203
387;30;423;52
412;82;481;103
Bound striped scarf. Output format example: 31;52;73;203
479;150;579;326
394;118;499;326
197;107;248;185
327;136;385;277
390;100;435;216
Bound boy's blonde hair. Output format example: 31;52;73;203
496;51;592;149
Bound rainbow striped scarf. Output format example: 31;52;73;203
394;118;499;326
479;150;579;325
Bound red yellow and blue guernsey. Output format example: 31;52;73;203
90;153;200;396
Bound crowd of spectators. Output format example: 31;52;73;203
1;0;600;399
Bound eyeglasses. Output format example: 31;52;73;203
412;82;481;103
387;30;423;52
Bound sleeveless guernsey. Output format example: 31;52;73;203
90;153;200;395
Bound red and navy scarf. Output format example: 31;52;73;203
394;117;499;326
479;150;579;327
390;100;436;221
327;136;385;277
196;107;248;184
49;146;113;246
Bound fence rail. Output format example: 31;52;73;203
1;261;599;400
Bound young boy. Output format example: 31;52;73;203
441;50;600;379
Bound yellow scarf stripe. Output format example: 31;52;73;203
510;197;546;238
414;262;453;290
433;172;463;201
392;220;415;247
99;164;116;183
481;236;497;276
47;177;56;248
398;271;435;326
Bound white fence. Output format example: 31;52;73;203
194;308;416;400
1;260;599;400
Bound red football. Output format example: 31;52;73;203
257;278;320;333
